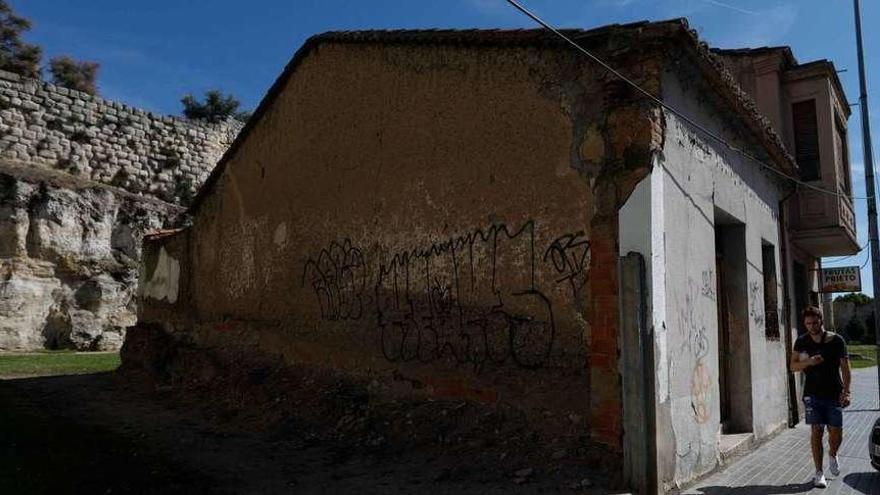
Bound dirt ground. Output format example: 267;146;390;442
0;369;618;494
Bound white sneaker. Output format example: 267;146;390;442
829;455;840;476
813;471;827;488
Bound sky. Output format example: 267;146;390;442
12;0;880;296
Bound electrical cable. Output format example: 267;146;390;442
824;241;870;262
505;0;873;201
861;251;871;269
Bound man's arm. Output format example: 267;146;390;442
791;349;821;372
839;343;852;406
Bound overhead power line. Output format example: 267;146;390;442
505;0;872;202
824;241;870;262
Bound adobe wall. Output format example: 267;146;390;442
137;39;661;452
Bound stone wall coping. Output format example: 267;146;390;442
0;69;237;130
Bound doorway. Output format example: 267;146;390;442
714;210;753;435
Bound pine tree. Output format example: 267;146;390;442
0;0;41;78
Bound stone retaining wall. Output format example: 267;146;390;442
0;70;241;205
0;71;241;350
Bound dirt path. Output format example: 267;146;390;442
0;372;608;494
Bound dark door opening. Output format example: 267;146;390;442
715;211;753;435
716;250;732;430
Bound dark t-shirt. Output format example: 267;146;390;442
793;331;848;401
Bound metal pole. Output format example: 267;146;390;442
853;0;880;401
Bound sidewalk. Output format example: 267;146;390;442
683;367;879;495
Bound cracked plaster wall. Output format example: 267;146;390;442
653;68;790;490
136;40;659;454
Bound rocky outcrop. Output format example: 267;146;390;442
0;69;241;350
0;162;180;350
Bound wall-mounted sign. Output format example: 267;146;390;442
820;266;862;293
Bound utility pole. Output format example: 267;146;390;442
853;0;880;402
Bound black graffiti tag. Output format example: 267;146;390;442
543;231;591;297
301;239;368;321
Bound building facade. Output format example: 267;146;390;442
129;20;856;493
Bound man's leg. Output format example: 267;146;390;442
828;426;842;456
827;399;844;476
811;425;825;472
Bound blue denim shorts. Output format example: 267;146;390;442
804;396;843;427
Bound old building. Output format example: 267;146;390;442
129;19;856;493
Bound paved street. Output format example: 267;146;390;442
684;367;880;494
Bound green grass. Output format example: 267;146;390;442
0;352;120;377
848;344;877;369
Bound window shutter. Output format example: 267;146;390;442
792;100;820;181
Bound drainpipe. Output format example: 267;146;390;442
778;186;798;426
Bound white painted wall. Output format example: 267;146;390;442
654;69;790;490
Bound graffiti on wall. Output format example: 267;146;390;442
301;240;368;321
691;360;711;423
748;280;765;328
680;277;712;424
700;269;716;301
679;282;709;361
302;220;590;371
543;231;591;299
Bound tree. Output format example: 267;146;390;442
0;0;41;78
181;89;250;123
834;292;872;306
49;55;99;95
843;317;866;344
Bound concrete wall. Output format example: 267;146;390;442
138;39;660;451
653;68;789;490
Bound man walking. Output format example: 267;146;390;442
790;306;851;488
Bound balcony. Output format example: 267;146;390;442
789;187;858;256
785;62;859;257
714;49;859;257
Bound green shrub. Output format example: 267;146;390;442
843;317;866;344
49;55;99;95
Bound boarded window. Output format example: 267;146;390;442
793;100;821;181
762;242;780;340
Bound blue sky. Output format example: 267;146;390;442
12;0;880;295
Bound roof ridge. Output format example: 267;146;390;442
188;17;800;213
